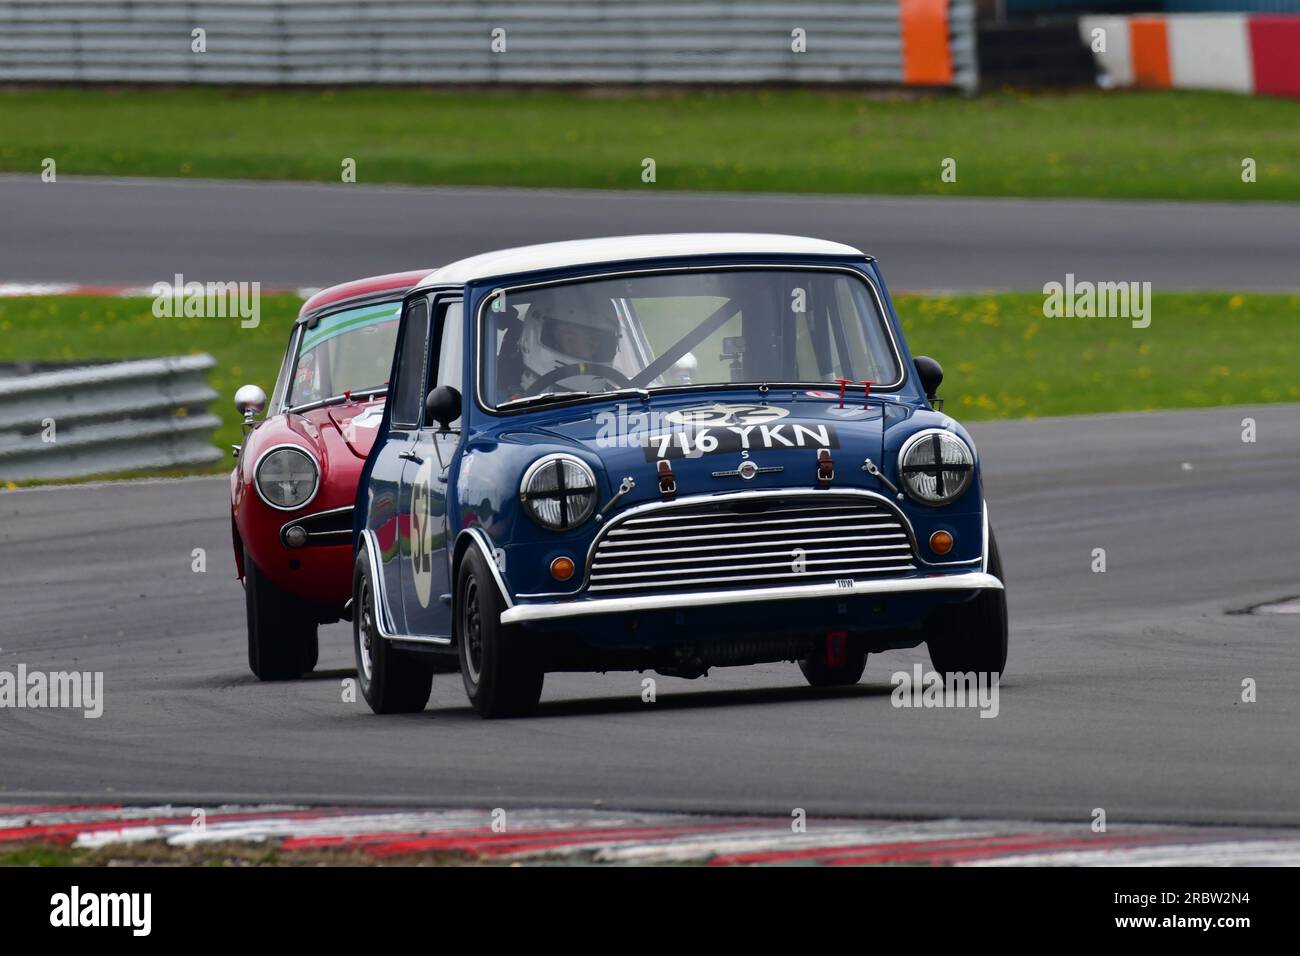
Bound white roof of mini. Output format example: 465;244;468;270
417;233;866;287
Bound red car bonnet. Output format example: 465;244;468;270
324;398;386;459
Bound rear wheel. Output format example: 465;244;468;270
245;548;318;680
352;550;434;714
456;547;544;718
925;529;1008;677
798;631;867;687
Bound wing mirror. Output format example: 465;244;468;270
913;356;943;403
234;384;267;429
425;385;462;432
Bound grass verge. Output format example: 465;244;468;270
1;87;1298;201
1;290;1296;484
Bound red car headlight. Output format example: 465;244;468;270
254;445;319;511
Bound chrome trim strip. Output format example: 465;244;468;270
359;529;451;645
583;488;918;585
591;542;911;568
501;571;1004;625
605;520;900;542
475;262;906;416
252;443;321;513
982;500;991;574
278;505;354;543
591;563;917;589
457;527;515;609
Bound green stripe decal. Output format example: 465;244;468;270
300;305;401;353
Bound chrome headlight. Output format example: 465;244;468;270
898;429;974;507
254;445;319;511
520;454;597;530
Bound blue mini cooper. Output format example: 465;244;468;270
351;234;1006;717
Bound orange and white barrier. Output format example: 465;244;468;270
1080;13;1300;99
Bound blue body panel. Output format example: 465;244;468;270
355;252;989;656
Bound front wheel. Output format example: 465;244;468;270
245;547;318;681
352;550;433;714
456;547;544;718
925;530;1009;678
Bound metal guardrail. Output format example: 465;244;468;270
0;1;977;90
0;355;222;480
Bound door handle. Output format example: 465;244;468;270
398;451;423;464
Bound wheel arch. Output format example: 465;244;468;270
452;527;514;635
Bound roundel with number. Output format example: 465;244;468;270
408;457;435;608
664;403;789;427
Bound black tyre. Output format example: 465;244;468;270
245;547;318;681
925;529;1009;677
456;547;544;718
798;631;867;687
352;550;434;714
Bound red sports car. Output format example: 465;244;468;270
231;271;427;680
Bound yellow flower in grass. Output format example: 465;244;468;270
1227;295;1245;310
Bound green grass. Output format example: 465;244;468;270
0;839;470;866
0;294;302;484
894;292;1300;418
1;87;1298;200
3;290;1297;485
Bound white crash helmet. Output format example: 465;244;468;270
518;286;623;391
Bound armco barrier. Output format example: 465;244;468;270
0;0;977;90
0;355;222;480
1080;12;1300;97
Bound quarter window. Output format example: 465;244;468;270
428;301;464;428
390;298;429;429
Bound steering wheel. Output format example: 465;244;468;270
527;363;633;394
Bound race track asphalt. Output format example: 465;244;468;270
2;403;1297;826
3;175;1299;291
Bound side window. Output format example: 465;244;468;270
390;298;429;429
426;301;464;428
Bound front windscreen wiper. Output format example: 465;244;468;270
497;390;591;410
497;386;653;411
289;385;387;414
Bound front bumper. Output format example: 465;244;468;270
499;571;1003;625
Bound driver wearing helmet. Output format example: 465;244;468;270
512;287;625;397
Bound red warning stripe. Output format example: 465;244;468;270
710;832;1184;866
286;821;764;858
1249;16;1300;99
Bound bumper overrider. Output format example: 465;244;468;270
493;487;1001;626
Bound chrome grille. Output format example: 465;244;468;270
587;495;916;594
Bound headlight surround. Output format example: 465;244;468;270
520;454;597;530
898;429;974;507
254;445;320;511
